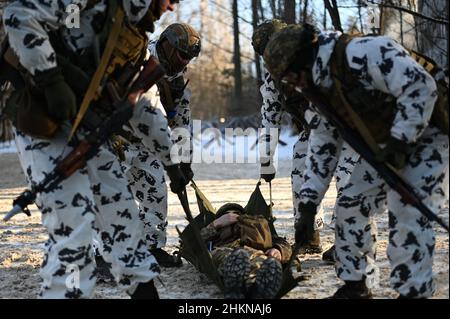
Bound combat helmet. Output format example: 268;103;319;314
251;19;288;56
263;23;319;82
160;23;201;60
216;203;246;218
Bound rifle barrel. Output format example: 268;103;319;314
3;204;28;222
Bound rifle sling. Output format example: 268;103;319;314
69;3;124;141
330;36;383;157
158;78;175;112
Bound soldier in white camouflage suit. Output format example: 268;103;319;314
2;0;187;298
252;20;362;257
117;23;200;267
263;25;448;298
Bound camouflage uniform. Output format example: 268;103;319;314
258;70;361;234
3;0;174;298
121;27;197;251
265;29;448;298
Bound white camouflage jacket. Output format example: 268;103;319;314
259;70;317;167
3;0;180;166
144;40;193;164
3;0;154;74
298;31;438;206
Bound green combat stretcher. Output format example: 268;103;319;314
176;180;306;298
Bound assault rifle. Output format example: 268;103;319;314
300;87;449;232
3;56;165;222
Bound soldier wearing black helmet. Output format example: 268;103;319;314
117;23;201;268
264;25;448;298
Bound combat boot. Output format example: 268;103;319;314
130;280;160;299
322;245;336;264
220;248;251;299
247;257;283;299
298;230;323;254
329;280;373;299
150;248;183;268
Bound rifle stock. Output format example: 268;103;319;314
301;88;449;232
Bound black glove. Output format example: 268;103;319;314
34;67;77;122
180;162;194;182
375;136;411;170
295;202;317;245
165;164;188;194
260;161;275;183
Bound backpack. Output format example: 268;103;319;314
328;33;448;143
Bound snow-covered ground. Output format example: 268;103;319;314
0;149;448;299
0;141;15;154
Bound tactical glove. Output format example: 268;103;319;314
180;162;194;182
34;67;77;122
165;164;189;194
260;161;275;183
375;136;411;170
295;201;317;245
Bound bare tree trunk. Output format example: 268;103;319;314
399;8;404;45
232;0;242;113
258;0;265;21
298;0;302;23
252;0;263;87
199;0;207;35
269;0;277;19
323;0;343;32
284;0;296;23
358;0;364;32
379;2;385;34
303;0;309;24
278;0;283;19
416;0;448;67
323;1;327;28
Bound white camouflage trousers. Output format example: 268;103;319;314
291;131;324;229
119;95;176;250
14;127;159;298
335;127;448;298
122;145;168;249
334;157;386;287
292;132;357;230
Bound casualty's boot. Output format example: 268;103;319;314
130;280;160;299
322;245;336;264
298;229;323;254
247;257;283;299
329;280;373;299
150;248;183;268
220;248;251;299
